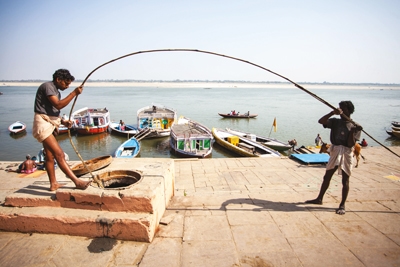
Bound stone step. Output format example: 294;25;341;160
0;205;156;242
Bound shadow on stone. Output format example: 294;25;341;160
87;237;117;253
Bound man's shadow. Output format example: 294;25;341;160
219;198;334;212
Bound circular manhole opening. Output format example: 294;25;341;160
91;170;142;190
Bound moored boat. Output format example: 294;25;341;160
109;122;139;137
8;121;26;135
392;129;400;139
170;116;214;158
114;137;141;158
392;121;400;128
137;104;177;138
218;112;258;118
226;128;292;152
72;107;110;135
212;128;280;158
392;125;400;131
58;124;69;135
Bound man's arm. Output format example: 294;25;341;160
318;108;342;125
48;86;83;110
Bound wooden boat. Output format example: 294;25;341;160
137;104;177;138
71;155;113;177
8;121;26;135
212;128;280;158
392;129;400;139
170;116;214;158
226;128;292;152
58;124;69;135
72;107;110;135
391;125;400;131
218;112;258;118
392;121;400;128
109;122;139;137
114;137;141;158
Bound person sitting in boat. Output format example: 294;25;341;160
244;111;250;116
119;120;126;131
360;138;368;147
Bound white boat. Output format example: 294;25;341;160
114;137;141;158
170;116;214;158
72;107;110;135
8;121;26;135
137;104;177;138
109;122;139;137
226;128;292;152
212;128;280;158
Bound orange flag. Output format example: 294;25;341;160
273;117;277;132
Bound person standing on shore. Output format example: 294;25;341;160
32;69;91;191
305;101;362;215
315;133;323;146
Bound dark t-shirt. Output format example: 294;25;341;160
324;118;361;147
34;81;61;117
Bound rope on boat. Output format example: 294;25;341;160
67;49;400;164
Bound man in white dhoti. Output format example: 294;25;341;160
305;101;362;215
33;69;91;191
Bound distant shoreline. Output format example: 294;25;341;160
1;81;400;90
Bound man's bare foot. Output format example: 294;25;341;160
50;183;65;191
336;206;346;215
305;198;323;205
75;180;92;190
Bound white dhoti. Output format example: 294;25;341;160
32;113;61;143
326;144;354;176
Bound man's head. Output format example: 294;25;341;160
53;69;75;90
26;154;31;159
339;101;355;116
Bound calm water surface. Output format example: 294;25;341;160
0;85;399;161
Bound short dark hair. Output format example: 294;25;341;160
52;69;75;82
339;101;355;114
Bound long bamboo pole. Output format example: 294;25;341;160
67;49;400;161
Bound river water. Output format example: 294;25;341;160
1;84;399;161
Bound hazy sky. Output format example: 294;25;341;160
1;0;399;83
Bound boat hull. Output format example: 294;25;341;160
212;128;280;158
226;128;291;152
170;116;213;158
75;125;109;135
72;107;111;135
392;130;400;139
8;121;27;135
218;113;258;118
114;137;141;158
137;104;177;139
110;122;139;137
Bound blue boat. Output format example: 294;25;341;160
114;137;141;158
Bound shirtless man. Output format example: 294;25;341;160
305;101;362;215
32;69;91;191
20;154;37;174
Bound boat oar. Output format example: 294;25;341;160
71;48;399;159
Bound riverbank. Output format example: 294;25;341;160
2;81;400;90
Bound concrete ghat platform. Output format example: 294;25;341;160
0;158;175;242
0;146;400;267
